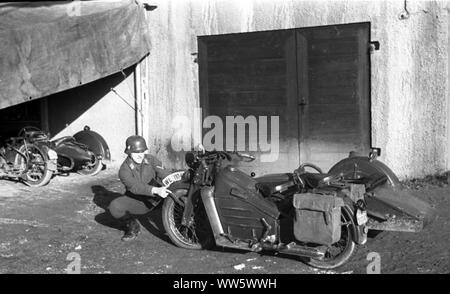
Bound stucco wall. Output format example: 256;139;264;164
146;0;450;179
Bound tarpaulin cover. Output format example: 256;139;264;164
0;0;151;109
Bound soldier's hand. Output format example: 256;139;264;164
151;186;169;198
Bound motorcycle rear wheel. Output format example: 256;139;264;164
162;188;214;250
15;144;53;187
306;207;356;269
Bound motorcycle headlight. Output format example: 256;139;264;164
47;149;58;160
185;152;195;168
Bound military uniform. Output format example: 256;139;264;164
108;154;171;219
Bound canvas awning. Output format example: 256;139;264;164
0;0;151;109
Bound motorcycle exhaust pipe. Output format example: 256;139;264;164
261;242;325;259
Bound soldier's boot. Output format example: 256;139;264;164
120;217;141;241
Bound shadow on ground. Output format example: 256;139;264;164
91;185;170;243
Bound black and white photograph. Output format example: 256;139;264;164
0;0;448;280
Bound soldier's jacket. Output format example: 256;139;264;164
119;154;172;205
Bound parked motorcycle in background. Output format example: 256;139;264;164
0;126;110;186
0;128;57;187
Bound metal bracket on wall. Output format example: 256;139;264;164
192;53;198;64
398;0;410;20
138;1;158;11
369;41;380;53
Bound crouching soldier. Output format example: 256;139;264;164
108;135;171;241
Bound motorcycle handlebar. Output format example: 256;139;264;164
194;150;255;162
235;151;256;161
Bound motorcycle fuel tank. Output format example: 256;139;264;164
213;165;280;242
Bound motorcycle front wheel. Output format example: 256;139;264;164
162;188;214;250
15;144;53;187
306;206;356;269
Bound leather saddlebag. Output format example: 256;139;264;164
293;193;345;246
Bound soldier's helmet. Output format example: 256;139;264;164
124;135;148;154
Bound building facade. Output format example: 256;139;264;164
144;0;450;179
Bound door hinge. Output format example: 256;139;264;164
299;97;307;106
369;41;380;53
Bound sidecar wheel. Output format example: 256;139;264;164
162;188;214;250
306;207;357;269
77;153;103;176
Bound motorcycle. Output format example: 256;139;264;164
0;128;57;187
0;126;110;186
160;148;435;269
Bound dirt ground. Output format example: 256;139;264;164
0;168;449;274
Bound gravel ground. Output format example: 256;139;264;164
0;168;449;274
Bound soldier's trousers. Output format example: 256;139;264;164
108;196;154;219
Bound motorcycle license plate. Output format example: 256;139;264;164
162;171;184;187
356;209;368;225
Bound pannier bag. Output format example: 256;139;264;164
293;193;345;246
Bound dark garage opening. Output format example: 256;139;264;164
0;100;43;139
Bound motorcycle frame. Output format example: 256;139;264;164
175;152;366;255
181;157;218;226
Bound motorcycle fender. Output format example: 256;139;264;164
46;158;58;172
342;205;367;245
73;127;111;162
328;156;401;188
355;224;368;245
38;144;58;172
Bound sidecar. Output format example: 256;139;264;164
326;152;436;233
51;126;110;176
246;149;436;268
255;149;436;235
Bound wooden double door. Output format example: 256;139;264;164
198;22;371;174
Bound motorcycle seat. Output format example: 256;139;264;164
256;174;331;197
52;136;75;147
255;182;282;197
254;173;293;197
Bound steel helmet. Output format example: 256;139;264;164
124;135;148;154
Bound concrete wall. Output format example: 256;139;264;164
45;69;136;166
146;0;450;179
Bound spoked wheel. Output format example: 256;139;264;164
77;151;103;176
162;189;214;250
15;144;53;187
306;207;356;269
